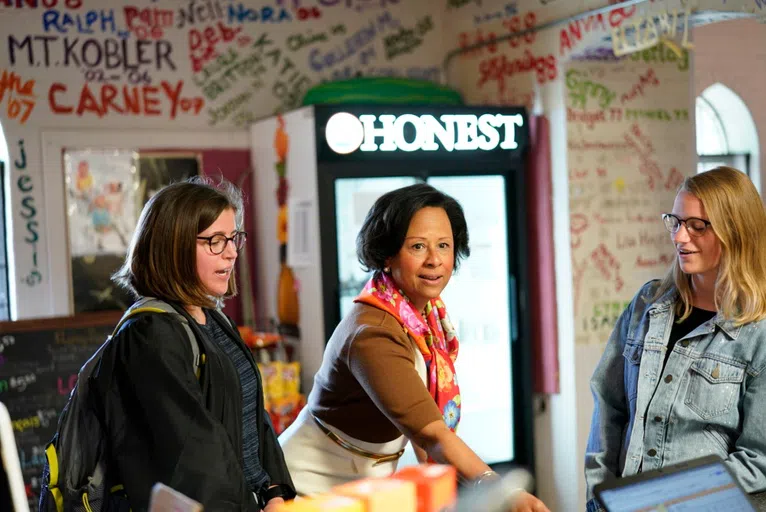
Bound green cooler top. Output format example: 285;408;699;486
301;77;464;106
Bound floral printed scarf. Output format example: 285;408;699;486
354;271;461;433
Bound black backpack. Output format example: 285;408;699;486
38;298;202;512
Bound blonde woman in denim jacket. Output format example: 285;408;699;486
585;167;766;512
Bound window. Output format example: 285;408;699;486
696;83;759;192
695;96;728;156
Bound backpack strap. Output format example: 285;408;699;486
114;298;202;379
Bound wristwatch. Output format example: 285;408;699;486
259;483;294;507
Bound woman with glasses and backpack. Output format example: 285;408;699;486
585;167;766;511
42;178;295;512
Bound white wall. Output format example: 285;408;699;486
250;106;325;393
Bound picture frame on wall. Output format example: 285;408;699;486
64;149;202;314
64;149;138;258
136;152;203;206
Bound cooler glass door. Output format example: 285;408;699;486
335;177;418;319
427;175;514;464
333;174;515;465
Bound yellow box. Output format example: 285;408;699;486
276;494;364;512
259;361;285;401
332;478;417;512
282;361;301;395
391;464;457;512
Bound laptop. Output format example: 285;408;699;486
0;402;30;512
594;455;756;512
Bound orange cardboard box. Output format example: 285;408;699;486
391;465;457;512
276;494;364;512
332;478;417;512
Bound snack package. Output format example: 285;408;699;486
270;393;306;434
332;478;417;512
391;464;457;512
282;361;301;396
259;361;285;402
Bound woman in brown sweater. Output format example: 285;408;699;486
279;184;548;512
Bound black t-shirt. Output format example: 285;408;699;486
662;306;717;370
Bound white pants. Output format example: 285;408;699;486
279;407;409;496
281;339;428;496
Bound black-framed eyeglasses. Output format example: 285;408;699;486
661;214;712;237
197;231;247;254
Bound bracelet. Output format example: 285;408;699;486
473;470;500;489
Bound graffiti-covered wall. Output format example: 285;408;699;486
1;0;444;128
446;1;698;508
565;52;694;345
0;0;446;318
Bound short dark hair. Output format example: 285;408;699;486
113;176;243;308
356;183;470;272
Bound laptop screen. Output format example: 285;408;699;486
598;460;754;512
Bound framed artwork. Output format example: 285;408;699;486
64;149;138;257
64;150;201;313
136;153;202;205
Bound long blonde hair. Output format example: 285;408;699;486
655;166;766;324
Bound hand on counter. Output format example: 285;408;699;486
511;490;550;512
264;497;285;512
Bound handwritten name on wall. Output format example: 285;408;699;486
48;80;204;118
0;0;443;128
611;5;693;57
455;9;558;93
559;4;636;58
0;70;36;124
13;140;43;289
2;0;83;7
446;0;644;111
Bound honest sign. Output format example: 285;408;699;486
324;112;524;154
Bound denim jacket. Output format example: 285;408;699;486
585;280;766;512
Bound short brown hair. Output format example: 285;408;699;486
113;177;243;309
357;183;470;272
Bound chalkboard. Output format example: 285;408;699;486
0;311;121;509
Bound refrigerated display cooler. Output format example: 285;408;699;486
251;104;534;473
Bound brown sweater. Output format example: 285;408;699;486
308;302;443;443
